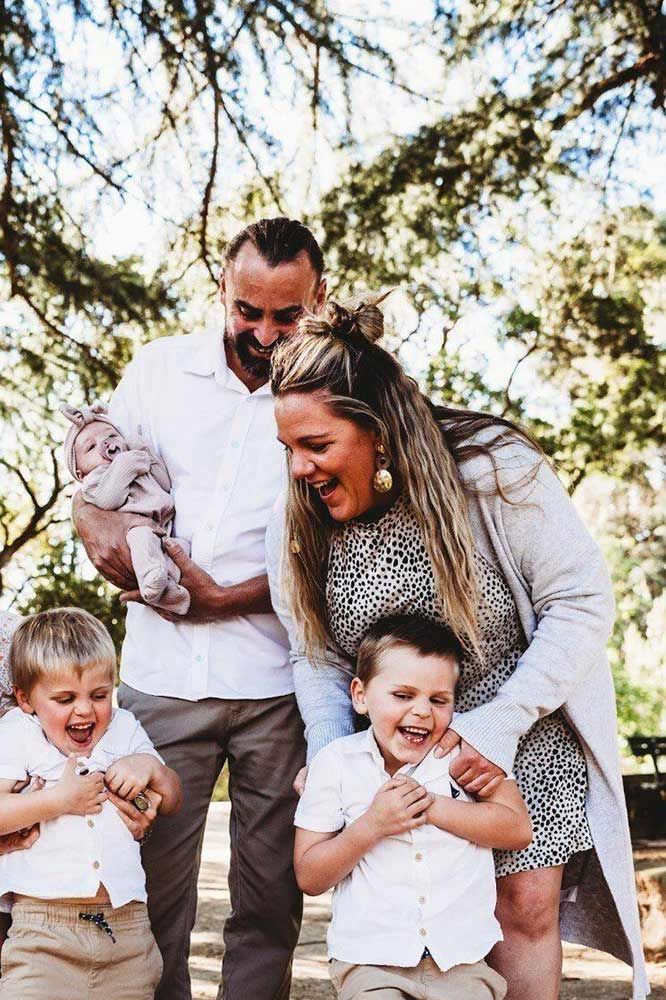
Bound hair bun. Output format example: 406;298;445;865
297;296;387;346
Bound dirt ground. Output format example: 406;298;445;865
190;804;666;1000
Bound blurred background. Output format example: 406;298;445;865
0;0;664;763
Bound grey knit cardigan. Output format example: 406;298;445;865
265;437;649;999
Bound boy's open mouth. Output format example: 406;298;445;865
66;722;95;745
398;726;430;745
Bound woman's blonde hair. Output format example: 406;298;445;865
9;608;116;695
270;298;543;661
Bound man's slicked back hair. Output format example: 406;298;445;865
224;217;324;278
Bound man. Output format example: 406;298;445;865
74;218;327;1000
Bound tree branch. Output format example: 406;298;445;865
502;339;540;416
553;53;661;128
0;449;63;571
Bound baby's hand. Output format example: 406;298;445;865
53;756;106;816
105;754;156;800
131;449;152;475
364;775;433;839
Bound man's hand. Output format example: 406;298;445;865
107;787;162;842
120;540;225;624
363;775;433;839
105;754;156;800
436;731;505;798
73;493;148;590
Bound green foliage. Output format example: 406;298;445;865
12;538;126;656
576;475;666;740
1;2;664;740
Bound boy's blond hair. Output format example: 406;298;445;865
8;608;116;694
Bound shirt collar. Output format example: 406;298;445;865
345;726;451;783
180;329;220;377
180;329;272;397
26;709;122;771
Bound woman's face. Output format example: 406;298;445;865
275;390;384;522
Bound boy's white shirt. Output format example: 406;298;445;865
294;728;504;972
0;707;162;908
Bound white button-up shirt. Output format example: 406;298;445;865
0;708;161;908
294;729;503;971
108;330;292;701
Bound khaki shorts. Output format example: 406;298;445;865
330;954;507;1000
0;898;163;999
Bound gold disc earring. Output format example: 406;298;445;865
372;443;393;493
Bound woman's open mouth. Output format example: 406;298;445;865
398;726;430;746
315;478;338;501
66;722;95;746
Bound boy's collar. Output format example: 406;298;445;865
354;726;455;783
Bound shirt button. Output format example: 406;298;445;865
418;896;426;904
87;820;94;829
419;928;427;937
414;852;423;861
93;861;100;870
195;655;203;662
231;441;240;449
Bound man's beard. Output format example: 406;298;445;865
224;329;281;380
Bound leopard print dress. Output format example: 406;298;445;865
326;495;593;876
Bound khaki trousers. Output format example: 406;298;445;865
117;684;306;1000
330;956;507;1000
0;899;162;999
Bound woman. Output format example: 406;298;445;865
266;300;648;1000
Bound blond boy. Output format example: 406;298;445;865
0;608;182;999
294;615;532;1000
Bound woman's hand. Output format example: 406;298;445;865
293;766;308;796
435;731;506;798
107;787;162;841
0;776;46;853
0;826;40;854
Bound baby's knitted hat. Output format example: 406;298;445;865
61;402;119;480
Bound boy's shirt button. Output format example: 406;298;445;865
414;852;423;861
93;861;100;870
418;896;426;904
419;928;427;937
87;820;94;829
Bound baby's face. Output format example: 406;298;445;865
351;647;457;776
74;421;127;478
15;663;114;757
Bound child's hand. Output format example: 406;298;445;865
364;775;433;839
53;756;107;816
105;754;156;800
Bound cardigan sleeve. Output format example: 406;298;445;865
450;446;616;774
265;499;355;763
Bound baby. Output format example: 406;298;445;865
294;614;532;1000
62;402;190;614
0;607;182;999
